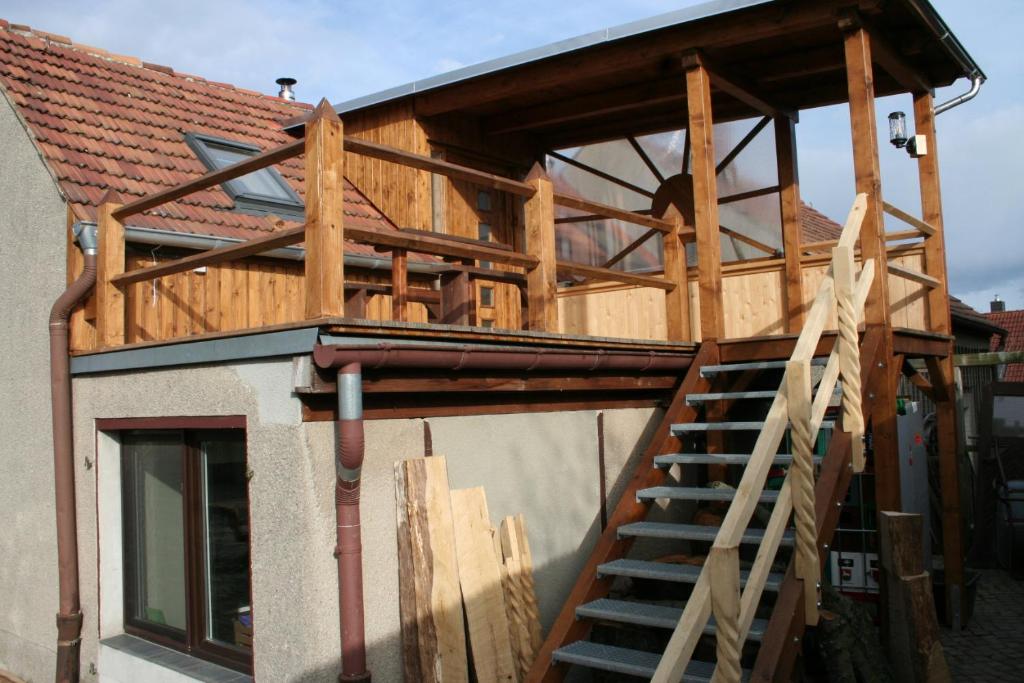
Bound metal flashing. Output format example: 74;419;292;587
70;327;320;375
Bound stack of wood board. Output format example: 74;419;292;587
395;457;543;682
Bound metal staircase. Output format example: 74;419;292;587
528;195;876;683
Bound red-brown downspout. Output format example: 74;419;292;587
50;222;97;683
335;362;370;682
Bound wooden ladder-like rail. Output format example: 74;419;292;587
652;193;873;682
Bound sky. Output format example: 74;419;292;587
1;0;1020;313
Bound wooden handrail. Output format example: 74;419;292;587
110;226;306;287
552;191;674;232
887;261;940;288
556;261;675;290
346;224;539;269
652;194;872;682
113;139;304;220
343;136;536;197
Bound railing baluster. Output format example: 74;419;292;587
97;191;125;347
709;545;742;683
523;163;558;332
833;244;865;471
786;358;819;625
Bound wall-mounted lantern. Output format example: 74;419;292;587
887;111;928;158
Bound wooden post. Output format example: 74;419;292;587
344;288;368;318
776;115;805;332
834;245;866;471
440;264;475;326
663;208;691;341
786;359;820;625
843;23;901;513
96;191;125;347
708;545;742;683
304;98;346;319
391;248;408;322
685;55;725;341
523;163;558;332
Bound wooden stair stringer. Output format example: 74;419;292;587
751;326;885;682
525;340;720;683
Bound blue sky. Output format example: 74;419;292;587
2;0;1020;313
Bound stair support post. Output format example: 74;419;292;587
786;359;819;625
834;245;865;471
708;545;742;683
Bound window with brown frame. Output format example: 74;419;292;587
120;428;252;673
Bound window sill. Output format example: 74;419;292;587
99;634;252;683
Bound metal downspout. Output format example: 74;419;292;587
335;363;370;682
934;75;984;115
49;222;97;683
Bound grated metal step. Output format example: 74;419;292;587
596;558;784;591
576;598;770;641
552;640;724;681
686;390;779;404
653;452;823;467
618;521;795;546
700;357;829;376
637;486;779;503
671;420;835;434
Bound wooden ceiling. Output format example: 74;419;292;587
400;0;977;149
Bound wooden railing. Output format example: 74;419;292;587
93;101;693;348
652;193;875;682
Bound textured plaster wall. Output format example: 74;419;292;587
0;92;70;681
63;352;661;683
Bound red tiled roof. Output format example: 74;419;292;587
0;20;396;257
799;203;842;243
986;309;1024;382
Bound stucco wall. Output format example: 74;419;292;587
0;91;70;681
66;357;661;682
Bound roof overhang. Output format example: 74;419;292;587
285;0;984;148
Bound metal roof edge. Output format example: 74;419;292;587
327;0;771;117
70;327;320;375
901;0;986;81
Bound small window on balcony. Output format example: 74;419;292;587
186;133;304;219
480;286;495;308
477;190;492;212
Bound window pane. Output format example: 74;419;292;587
480;286;495;307
204;141;293;201
201;436;251;650
123;434;187;634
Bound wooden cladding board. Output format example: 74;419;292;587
556;247;928;342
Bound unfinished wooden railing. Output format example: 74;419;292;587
652;193;875;682
92;99;694;348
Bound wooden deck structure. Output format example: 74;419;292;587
63;0;982;679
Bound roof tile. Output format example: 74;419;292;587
0;20;393;257
986;309;1024;382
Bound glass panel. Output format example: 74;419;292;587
123;433;187;635
200;435;251;650
477;190;492;212
203;141;293;201
480;286;495;308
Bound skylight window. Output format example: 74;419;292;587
185;133;304;218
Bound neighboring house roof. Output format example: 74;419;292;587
800;203;843;244
0;20;397;257
986;309;1024;382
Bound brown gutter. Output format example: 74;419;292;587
335;362;370;682
313;342;692;372
50;222;97;683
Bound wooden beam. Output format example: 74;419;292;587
524;164;558;331
304;99;346;319
552;191;672;232
686;58;725;340
556;261;675;290
883;201;937;237
439;268;474;326
682;50;796;121
954;350;1024;367
628;136;666;183
110;225;304;287
392;248;408;322
663;209;691;341
555;209;653;225
716;116;772;176
113;139;303;221
914;92;952;335
601;228;661;270
838;10;933;94
719;224;779;256
344;135;535;197
546;151;655;199
717;185;780;205
347;225;538;269
900;357;936;400
97;192;125;347
776;116;805;332
887;261;940;288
